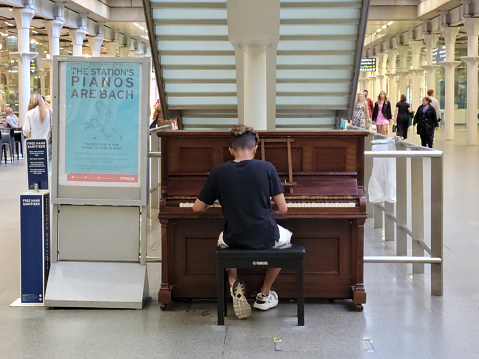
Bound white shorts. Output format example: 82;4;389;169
217;225;293;249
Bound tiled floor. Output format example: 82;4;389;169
0;127;478;358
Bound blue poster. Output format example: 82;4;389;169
63;62;140;185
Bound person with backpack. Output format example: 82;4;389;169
413;97;439;148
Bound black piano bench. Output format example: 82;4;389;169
215;244;305;326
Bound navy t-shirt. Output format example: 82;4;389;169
198;159;284;249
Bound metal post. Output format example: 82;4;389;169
140;206;148;265
150;133;160;210
430;156;443;295
411;157;424;273
384;201;395;241
374;202;384;229
396;157;407;256
365;133;374;218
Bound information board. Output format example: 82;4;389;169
52;57;149;205
26;139;49;190
360;58;376;72
433;45;446;64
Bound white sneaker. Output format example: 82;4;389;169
230;280;251;319
253;291;278;310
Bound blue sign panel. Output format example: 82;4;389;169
62;62;140;186
20;192;50;303
26;139;49;190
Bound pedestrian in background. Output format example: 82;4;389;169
5;107;18;128
372;91;392;135
363;89;374;121
413;97;439;148
394;94;412;140
351;92;370;129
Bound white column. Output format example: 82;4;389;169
386;49;399;103
119;46;131;57
378;52;388;93
227;0;280;130
70;29;86;56
422;34;439;93
88;36;104;57
397;45;409;100
10;9;37;126
409;40;424;111
440;26;460;141
105;41;119;57
45;19;63;98
461;18;479;145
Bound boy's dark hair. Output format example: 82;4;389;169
230;124;259;149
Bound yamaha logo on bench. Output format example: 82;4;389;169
252;261;268;266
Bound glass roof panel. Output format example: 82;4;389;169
277;55;353;66
276;118;335;126
153;9;227;20
277;69;351;79
161;55;235;66
152;0;225;2
276;83;350;93
277;40;356;51
157;41;234;51
280;24;358;36
167;96;237;106
165;83;237;93
281;0;359;3
279;8;360;19
276;96;348;106
183;118;237;126
155;25;228;36
162;69;236;79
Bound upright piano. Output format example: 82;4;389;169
157;131;369;309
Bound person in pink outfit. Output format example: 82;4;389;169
371;91;393;135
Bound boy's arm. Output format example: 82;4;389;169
193;198;209;212
272;193;287;213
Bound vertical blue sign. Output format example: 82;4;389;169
26;139;49;190
20;192;50;303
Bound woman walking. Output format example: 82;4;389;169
351;92;370;129
394;94;412;140
372;91;392;135
413;97;438;148
23;94;52;170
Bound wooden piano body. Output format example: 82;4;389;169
158;131;369;307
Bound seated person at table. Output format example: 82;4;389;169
5;107;18;128
193;124;291;319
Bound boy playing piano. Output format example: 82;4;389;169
193;125;291;319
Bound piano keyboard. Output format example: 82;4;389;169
179;202;355;208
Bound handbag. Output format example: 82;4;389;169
392;124;397;132
408;111;414;126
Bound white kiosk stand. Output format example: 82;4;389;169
45;57;150;309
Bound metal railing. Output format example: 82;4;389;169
361;129;443;296
148;125;170;210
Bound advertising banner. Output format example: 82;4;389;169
20;191;50;303
58;61;141;187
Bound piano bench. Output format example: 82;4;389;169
215;244;305;326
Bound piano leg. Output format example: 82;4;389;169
158;219;172;309
351;218;366;309
158;284;172;310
